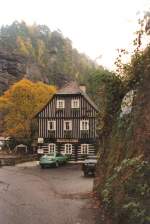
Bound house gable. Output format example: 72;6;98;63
38;93;97;118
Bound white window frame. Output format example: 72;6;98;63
65;144;72;154
38;138;44;143
48;143;56;154
71;99;80;108
64;120;72;131
80;120;89;130
48;120;56;131
81;144;89;154
56;100;65;109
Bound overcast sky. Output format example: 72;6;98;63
0;0;150;69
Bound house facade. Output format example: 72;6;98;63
36;82;98;161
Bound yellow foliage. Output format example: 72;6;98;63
16;36;29;56
16;36;35;57
37;39;46;64
0;79;56;139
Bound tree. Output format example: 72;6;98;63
0;79;56;145
87;69;124;137
114;11;150;91
16;36;30;56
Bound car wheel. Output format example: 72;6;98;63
55;162;59;168
63;160;67;165
93;172;95;177
41;165;45;169
84;171;88;177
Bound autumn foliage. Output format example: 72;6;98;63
0;79;56;142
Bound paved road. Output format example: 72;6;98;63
0;163;99;224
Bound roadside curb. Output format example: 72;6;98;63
0;154;38;166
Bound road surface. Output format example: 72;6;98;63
0;163;99;224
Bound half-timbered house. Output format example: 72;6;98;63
36;81;98;161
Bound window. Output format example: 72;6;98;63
65;144;72;154
38;138;44;143
48;120;56;131
64;120;72;130
57;100;65;109
48;143;56;154
81;144;89;154
80;120;89;130
71;99;79;108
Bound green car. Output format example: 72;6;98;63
39;152;68;168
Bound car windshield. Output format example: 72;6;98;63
46;153;55;157
56;153;63;157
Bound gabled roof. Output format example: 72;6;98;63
56;81;82;95
56;81;98;111
35;81;99;117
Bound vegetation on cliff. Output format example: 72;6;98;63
95;15;150;224
0;21;98;87
87;69;124;139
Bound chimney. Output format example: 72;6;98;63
80;84;86;93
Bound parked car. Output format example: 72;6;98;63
82;155;97;177
39;152;68;168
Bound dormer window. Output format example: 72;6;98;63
57;100;65;109
71;99;79;108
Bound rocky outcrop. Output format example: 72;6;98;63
0;52;27;95
0;51;73;95
94;73;150;224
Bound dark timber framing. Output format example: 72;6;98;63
36;82;98;161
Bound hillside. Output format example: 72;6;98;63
0;21;98;94
94;43;150;223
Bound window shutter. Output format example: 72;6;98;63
62;100;65;108
71;100;74;108
70;121;72;130
87;120;89;130
54;121;56;130
56;100;59;108
64;121;66;130
48;121;50;130
80;120;83;130
76;99;79;108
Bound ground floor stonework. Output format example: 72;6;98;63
38;139;97;161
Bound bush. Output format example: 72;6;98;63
101;156;150;224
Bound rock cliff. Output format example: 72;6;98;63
0;52;26;94
0;51;72;95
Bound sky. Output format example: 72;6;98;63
0;0;150;69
